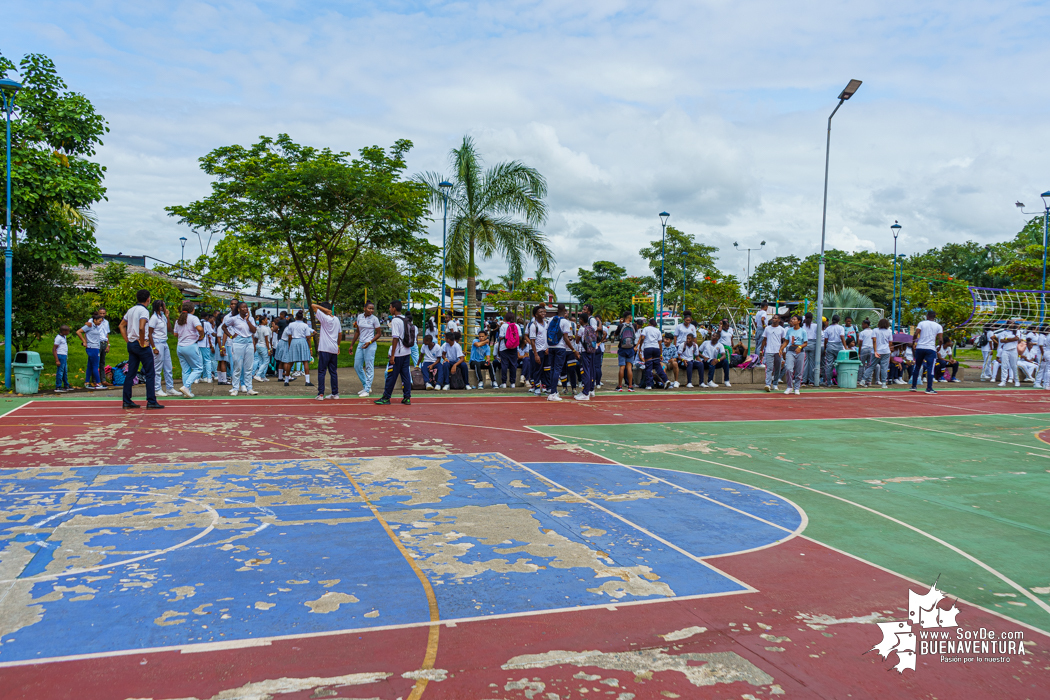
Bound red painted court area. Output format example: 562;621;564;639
2;391;1048;700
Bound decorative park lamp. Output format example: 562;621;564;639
1;76;22;389
891;221;901;330
179;236;187;278
439;180;453;329
1016;193;1050;323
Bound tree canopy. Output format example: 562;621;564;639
0;52;108;265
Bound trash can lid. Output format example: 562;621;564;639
14;351;41;365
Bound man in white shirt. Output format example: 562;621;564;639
311;301;342;400
760;314;786;391
118;289;163;410
822;315;846;386
376;299;413;405
978;324;996;380
252;315;272;382
545;304;575;401
801;312;820;386
996;323;1021;387
350;302;382;397
637;318;664;389
699;332;728;388
526;305;550;395
910;310;944;394
446;315;461;335
857;319;875;387
96;309;112;385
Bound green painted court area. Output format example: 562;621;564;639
539;412;1050;631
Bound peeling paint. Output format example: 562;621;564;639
304;592;359;613
659;626;706;641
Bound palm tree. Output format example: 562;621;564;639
420;136;554;342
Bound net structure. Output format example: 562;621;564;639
958;287;1050;332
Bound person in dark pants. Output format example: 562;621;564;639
910;309;944;394
545;304;573;401
311;300;342;400
97;307;111;385
375;300;413;405
497;312;520;388
119;289;164;410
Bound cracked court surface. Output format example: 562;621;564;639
0;392;1048;699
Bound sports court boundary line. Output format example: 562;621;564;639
867;416;1050;453
532;427;1050;623
0;399;32;418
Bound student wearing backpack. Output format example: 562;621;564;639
526;305;549;395
576;310;600;400
545;304;574;401
375;299;414;405
498;312;521;388
616;311;636;392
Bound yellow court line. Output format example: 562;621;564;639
2;420;441;699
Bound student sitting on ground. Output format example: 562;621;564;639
421;334;442;389
436;332;468;390
661;332;680;388
699;330;729;388
470;331;497;388
678;333;703;387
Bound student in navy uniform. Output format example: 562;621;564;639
526;305;549;395
545;304;574;402
119;289;164;410
375;299;414;405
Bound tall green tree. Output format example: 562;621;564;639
0;52;107;265
566;261;641;318
637;226;719;314
418;136;553;341
167;134;428;316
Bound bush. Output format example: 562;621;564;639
0;248;85;351
101;272;183;319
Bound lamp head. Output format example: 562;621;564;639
659;211;670;226
733;242;739;248
179;236;187;242
439;180;453;190
891;220;901;239
0;78;23;95
838;79;862;100
1016;201;1025;209
1042;191;1050;208
760;240;766;246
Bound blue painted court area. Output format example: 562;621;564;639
0;454;804;663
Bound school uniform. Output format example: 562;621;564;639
980;329;995;380
80;321;104;385
253;324;272;379
354;313;383;393
762;324;786;388
421;342;442;388
122;303;158;406
911;319;944;392
677;341;702;385
315;308;341;396
497;321;520;387
996;329;1019;387
868;328;893;385
822;323;846;386
1017;344;1039;382
752;310;768;357
1037;335;1050;389
546;316;573;395
285;321;314;363
54;334;70;390
224;314;256;393
198;321;215;380
438;341;467;388
380;314;413;400
638;325;665;389
802;321;820;385
148;312;175;394
699;340;726;385
858;327;875;385
174;314;205;391
526;318;550;391
783;327;808;391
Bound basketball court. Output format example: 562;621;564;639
0;389;1048;699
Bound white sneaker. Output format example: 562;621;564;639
574;392;590;401
785;387;793;395
179;386;193;398
315;394;325;401
519;377;526;386
765;385;771;392
589;391;595;398
547;392;563;401
881;382;888;388
724;382;731;388
998;382;1006;387
686;383;693;388
795;389;801;395
229;389;239;396
156;390;169;397
500;383;507;389
358;389;370;397
465;385;472;390
245;389;258;395
202;378;212;384
673;381;680;388
533;388;543;395
425;383;434;390
442;385;450;391
1015;382;1021;387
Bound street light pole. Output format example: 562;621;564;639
1017;193;1050;323
1;77;23;389
658;212;670;325
438;180;452;331
814;79;862;387
732;241;766;298
553;269;566;302
890;221;901;330
179;236;187;279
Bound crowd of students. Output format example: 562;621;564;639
974;321;1050;387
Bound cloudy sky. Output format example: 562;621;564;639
7;1;1050;298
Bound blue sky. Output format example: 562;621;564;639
7;0;1050;296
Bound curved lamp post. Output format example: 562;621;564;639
658;211;670;325
1017;194;1050;324
553;269;567;302
1;77;22;389
814;78;862;388
734;240;766;352
438;180;453;330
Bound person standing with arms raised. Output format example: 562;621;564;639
375;300;413;405
350;302;382;397
119;290;164;410
311;300;342;400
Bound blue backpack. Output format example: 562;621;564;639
546;317;563;346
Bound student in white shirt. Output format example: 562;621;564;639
148;300;176;397
678;333;702;387
865;318;893;388
760;314;786;391
496;311;521;388
1037;333;1050;390
753;302;769;359
822;315;846;387
77;313;106;389
223;301;259;396
174;301;205;397
350;302;382;397
53;325;71;392
1017;338;1039;383
699;332;728;388
545;304;575;401
996;323;1020;387
910;310;944;394
375;299;414;404
802;312;820;386
311;301;342;400
198;314;215;383
252;316;272;382
857;319;875;387
438;331;467;390
783;314;808;395
674;312;699;348
526;305;550;395
637;317;665;390
118;289;163;409
978;324;996;380
420;333;442;389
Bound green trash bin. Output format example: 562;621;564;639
12;350;44;394
835;349;862;389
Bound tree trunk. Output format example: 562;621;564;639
465;238;476;347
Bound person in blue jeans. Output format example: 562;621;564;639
910;310;944;394
119;289;164;410
53;325;71;392
350;302;382;397
77;313;106;389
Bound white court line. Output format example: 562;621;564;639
540;431;1050;619
866;416;1050;453
0;400;32;418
